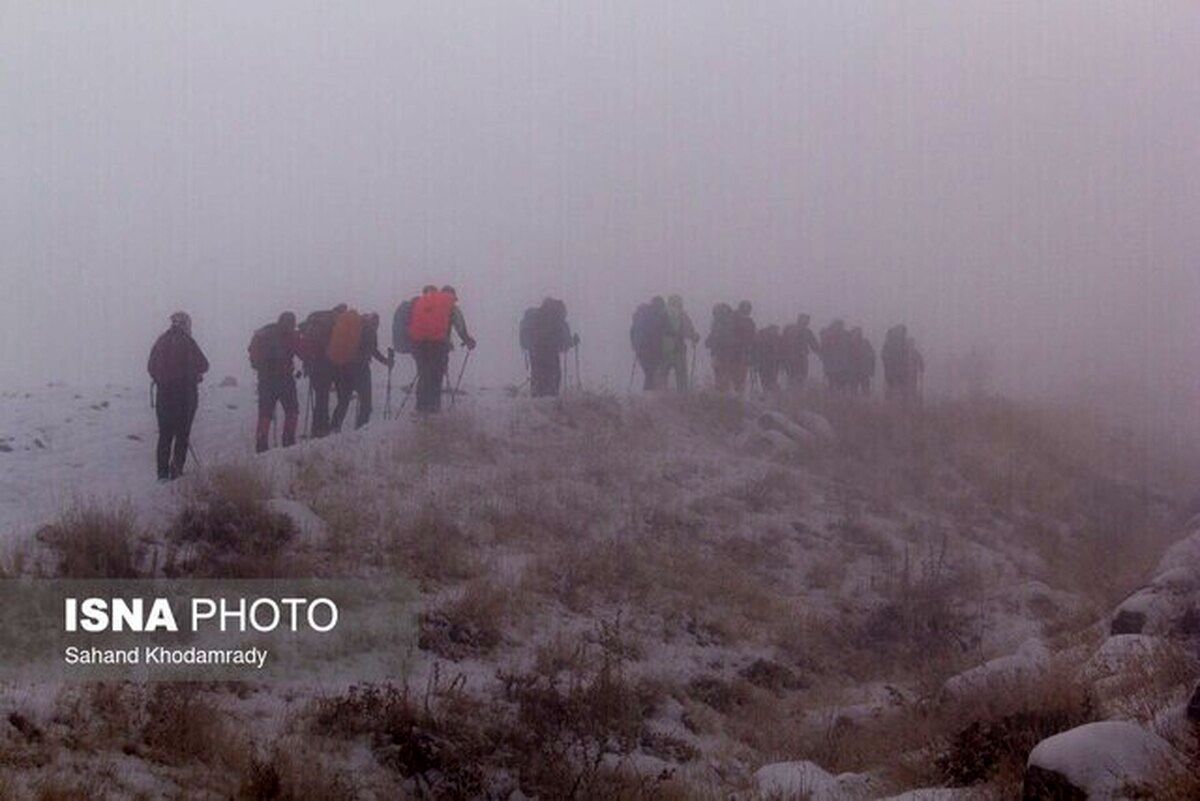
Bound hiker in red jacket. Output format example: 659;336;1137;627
408;286;475;413
147;312;209;480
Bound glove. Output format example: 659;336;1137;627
572;334;581;347
465;337;477;351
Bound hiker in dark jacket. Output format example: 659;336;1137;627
331;312;391;430
881;325;912;400
250;312;301;453
729;301;757;395
297;303;346;438
706;303;736;393
754;325;784;395
147;312;209;481
820;320;852;391
781;314;821;390
850;327;876;396
524;298;576;398
631;297;670;391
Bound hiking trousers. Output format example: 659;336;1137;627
529;347;562;398
155;382;198;480
331;363;373;430
413;341;450;412
256;372;299;453
308;362;334;438
661;349;691;392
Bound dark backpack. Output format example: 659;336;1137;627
519;307;539;352
392;299;415;354
248;325;274;371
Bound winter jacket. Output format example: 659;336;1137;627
148;327;209;388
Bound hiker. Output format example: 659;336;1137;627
147;312;209;481
661;295;700;391
850;327;876;396
408;285;475;413
248;312;301;453
706;303;737;393
297;303;346;438
522;298;576;398
331;312;392;430
908;336;926;400
781;314;821;391
754;324;784;395
881;325;912;401
729;301;757;395
819;320;852;392
630;297;670;391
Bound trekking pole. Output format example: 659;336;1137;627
384;349;395;420
398;372;418;413
688;343;697;392
627;357;637;393
574;341;582;391
188;443;203;471
450;350;472;409
303;380;313;439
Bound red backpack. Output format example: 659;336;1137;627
408;292;455;343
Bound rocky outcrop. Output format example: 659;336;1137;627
1023;721;1181;800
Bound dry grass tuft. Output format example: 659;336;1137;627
36;501;145;578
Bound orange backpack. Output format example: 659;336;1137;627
407;292;455;344
326;309;363;366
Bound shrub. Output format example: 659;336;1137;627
165;498;297;578
36;501;143;578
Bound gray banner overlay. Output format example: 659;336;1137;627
0;579;416;682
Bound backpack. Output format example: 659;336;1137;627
519;308;539;352
326;310;364;366
408;292;455;344
392;299;415;354
248;324;274;371
631;304;660;353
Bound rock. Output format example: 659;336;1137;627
754;761;872;800
1188;684;1200;723
1110;608;1146;635
265;499;328;545
1024;721;1181;800
757;411;816;446
219;375;238;388
793;409;836;441
944;638;1048;696
737;428;799;457
1082;634;1160;682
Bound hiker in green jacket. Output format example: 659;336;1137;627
662;295;700;391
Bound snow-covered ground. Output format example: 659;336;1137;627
0;378;1196;799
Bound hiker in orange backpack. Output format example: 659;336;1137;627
297;303;346;438
407;285;476;413
325;307;364;433
331;312;392;430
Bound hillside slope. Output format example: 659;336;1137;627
0;380;1195;799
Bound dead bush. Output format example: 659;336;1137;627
141;683;245;768
188;462;274;508
419;579;516;661
387;507;480;587
36;501;144;578
164;496;297;578
237;745;360;801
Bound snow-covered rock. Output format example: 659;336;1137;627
1024;721;1181;799
1109;528;1200;638
944;637;1048;696
758;411;817;446
753;760;872;800
1080;634;1161;682
879;790;979;801
794;409;836;442
265;498;328;545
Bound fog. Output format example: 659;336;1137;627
3;2;1198;432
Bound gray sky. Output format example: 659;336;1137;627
2;2;1198;427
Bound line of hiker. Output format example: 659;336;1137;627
632;300;923;401
147;292;926;480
